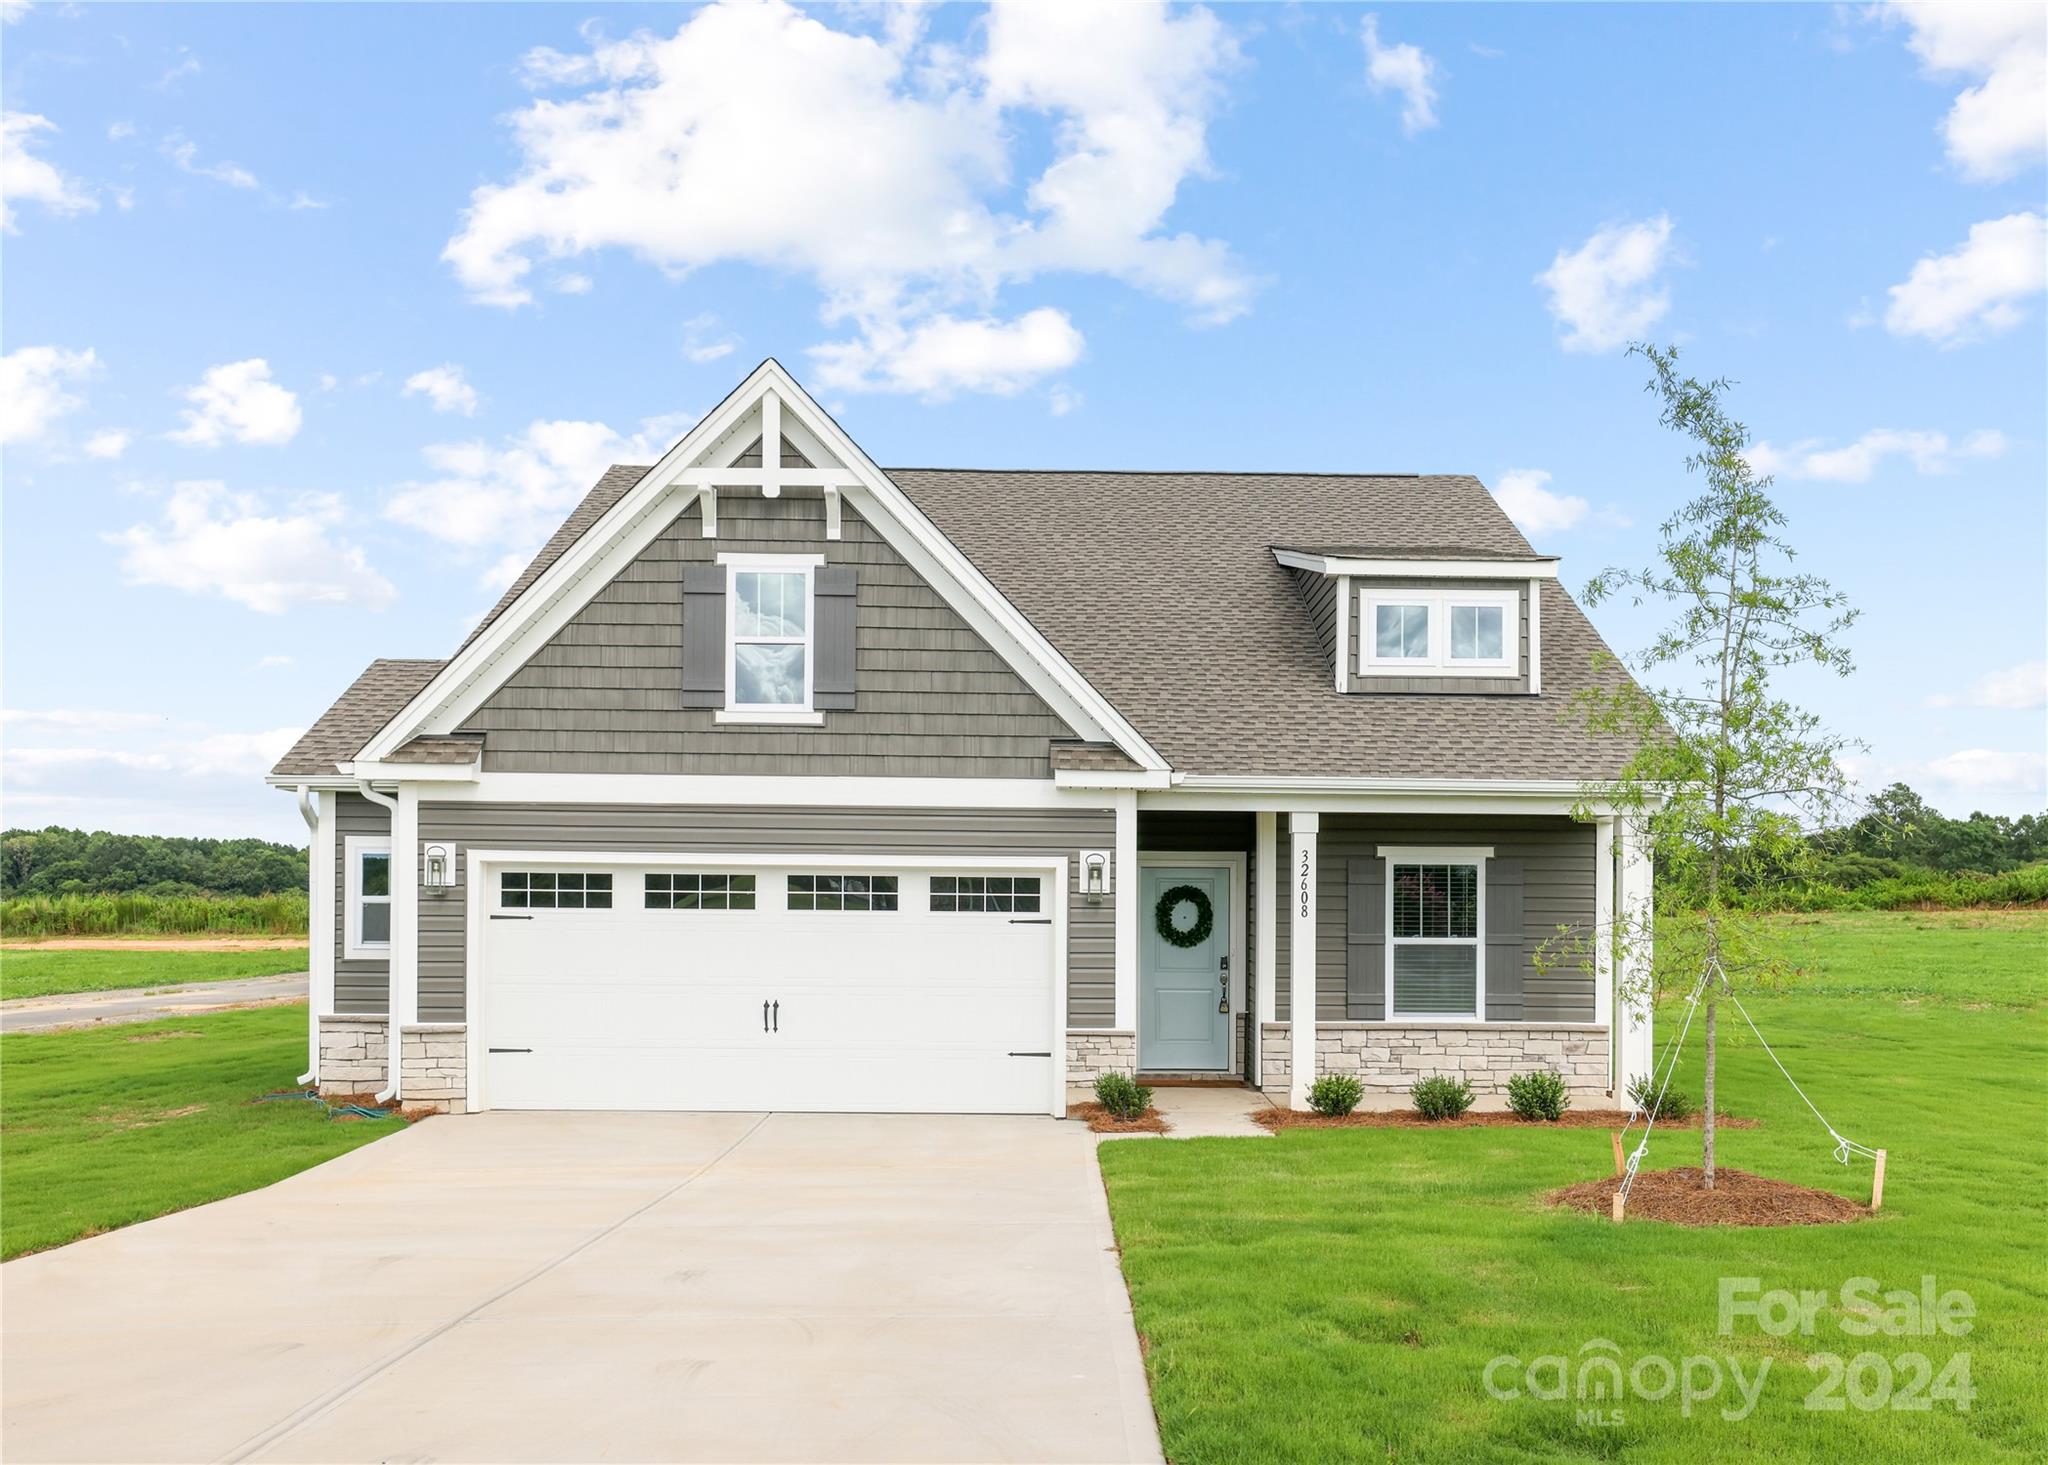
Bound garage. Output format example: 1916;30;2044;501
473;858;1063;1114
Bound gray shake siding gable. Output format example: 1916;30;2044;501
458;493;1082;777
1272;814;1597;1024
417;803;1117;1027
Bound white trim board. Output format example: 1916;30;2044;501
357;360;1165;773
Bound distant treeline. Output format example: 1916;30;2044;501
1;827;308;899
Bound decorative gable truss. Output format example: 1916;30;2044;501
354;360;1167;775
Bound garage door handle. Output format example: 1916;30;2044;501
1008;1051;1051;1058
488;1047;531;1054
763;1000;770;1033
490;913;533;921
1009;917;1052;925
772;1000;779;1032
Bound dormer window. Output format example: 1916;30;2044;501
1358;587;1518;678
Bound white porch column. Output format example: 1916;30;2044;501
1288;812;1319;1109
1594;816;1616;1037
1113;790;1139;1034
388;784;421;1098
1254;810;1277;1088
305;791;335;1081
1615;815;1655;1100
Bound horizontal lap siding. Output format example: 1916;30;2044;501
460;495;1079;776
418;803;1116;1027
1273;814;1595;1022
333;791;391;1015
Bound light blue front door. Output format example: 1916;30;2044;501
1139;866;1230;1072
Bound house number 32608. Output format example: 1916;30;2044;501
1298;849;1311;919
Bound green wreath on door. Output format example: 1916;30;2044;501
1154;884;1215;949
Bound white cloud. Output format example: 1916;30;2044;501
1925;660;2048;711
2;112;96;231
443;0;1250;397
551;272;593;294
0;344;98;444
1745;426;2005;482
1048;383;1082;417
384;414;687;566
681;313;739;364
253;654;294;670
1535;215;1675;353
402;363;480;416
1492;468;1589;535
170;359;302;446
0;710;312;838
1361;14;1440;135
162;132;257;190
1881;2;2046;183
82;427;132;459
108;481;396;614
1;2;33;24
287;191;330;211
1884;211;2046;344
1923;748;2047;797
810;307;1085;398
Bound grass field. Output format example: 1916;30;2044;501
0;947;310;1000
1;1005;400;1260
0;891;309;939
1098;911;2048;1463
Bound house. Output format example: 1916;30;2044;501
267;360;1655;1116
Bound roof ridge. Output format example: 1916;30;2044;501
884;467;1439;479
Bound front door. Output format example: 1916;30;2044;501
1138;865;1230;1072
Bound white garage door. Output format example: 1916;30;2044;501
478;861;1059;1114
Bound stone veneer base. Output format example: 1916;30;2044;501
1261;1021;1611;1103
317;1015;468;1114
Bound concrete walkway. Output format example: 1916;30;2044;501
1145;1085;1276;1139
0;1112;1162;1464
0;972;308;1033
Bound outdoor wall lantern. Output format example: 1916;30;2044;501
422;842;458;889
1082;851;1110;904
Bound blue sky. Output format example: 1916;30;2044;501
3;1;2043;843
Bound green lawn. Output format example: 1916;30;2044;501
0;946;309;1000
1099;911;2048;1463
1;1004;400;1260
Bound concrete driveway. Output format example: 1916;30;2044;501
0;1113;1161;1464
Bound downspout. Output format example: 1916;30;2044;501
294;786;320;1085
356;782;402;1103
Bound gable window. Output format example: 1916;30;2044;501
645;873;756;911
720;553;820;721
787;874;898;912
500;871;612;910
344;836;392;960
1359;588;1518;677
1384;850;1487;1019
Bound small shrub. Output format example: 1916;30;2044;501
1410;1075;1474;1121
1506;1069;1571;1122
1627;1074;1695;1122
1308;1074;1363;1117
1093;1072;1153;1121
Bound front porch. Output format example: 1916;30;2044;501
1065;802;1654;1111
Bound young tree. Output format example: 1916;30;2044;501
1577;344;1858;1188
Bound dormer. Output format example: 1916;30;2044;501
1273;547;1559;696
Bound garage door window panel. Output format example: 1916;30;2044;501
646;873;756;910
501;871;612;910
931;875;1041;913
787;874;898;912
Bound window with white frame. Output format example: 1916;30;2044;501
344;836;392;959
725;555;815;712
1359;587;1518;677
1386;852;1486;1018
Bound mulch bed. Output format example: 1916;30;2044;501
1253;1107;1758;1131
1068;1101;1170;1134
1550;1166;1870;1227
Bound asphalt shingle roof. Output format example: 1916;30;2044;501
273;465;1638;782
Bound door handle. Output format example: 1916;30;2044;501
763;999;770;1033
772;1000;779;1033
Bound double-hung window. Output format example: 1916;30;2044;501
1383;848;1488;1019
344;836;392;959
1359;588;1518;677
720;553;821;721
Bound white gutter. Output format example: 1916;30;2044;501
293;787;320;1086
355;782;402;1103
